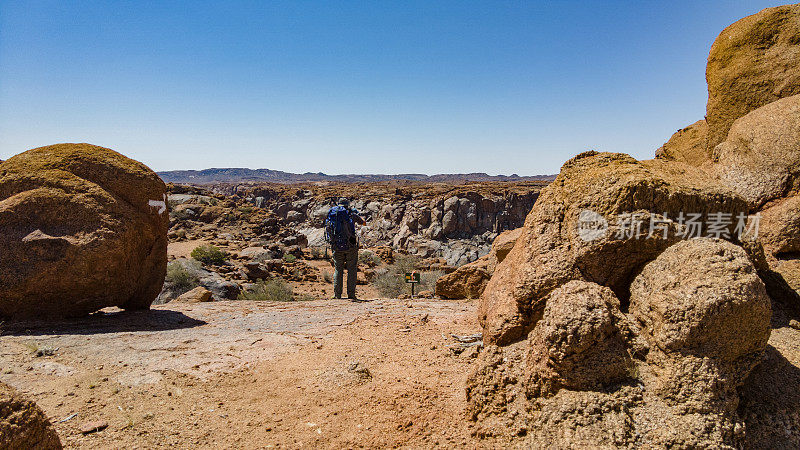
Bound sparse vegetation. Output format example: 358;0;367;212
238;278;294;302
309;246;325;260
373;269;406;298
371;254;441;298
358;249;382;268
322;270;333;284
165;260;201;296
283;253;297;263
420;270;445;292
191;244;228;265
23;341;58;357
394;254;420;273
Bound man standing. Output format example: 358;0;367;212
324;198;365;300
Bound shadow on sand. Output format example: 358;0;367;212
1;308;207;337
740;344;800;448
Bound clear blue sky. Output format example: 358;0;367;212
0;1;788;175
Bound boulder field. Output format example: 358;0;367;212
0;143;169;318
205;181;542;267
470;4;800;447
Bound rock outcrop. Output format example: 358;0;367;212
206;183;541;267
525;280;632;397
630;239;771;411
435;227;522;299
0;382;62;449
469;230;771;447
712;94;800;208
174;286;214;303
655;119;710;167
479;151;748;346
705;3;800;150
469;7;800;441
657;3;800;166
0;143;169;318
435;256;491;299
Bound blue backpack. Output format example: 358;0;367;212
325;205;356;251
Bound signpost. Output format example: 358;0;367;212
404;271;420;298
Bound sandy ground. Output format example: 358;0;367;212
0;298;498;449
4;296;798;449
167;240;209;259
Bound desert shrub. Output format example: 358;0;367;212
238;278;294;302
283;253;297;263
238;206;254;215
394;254;420;273
309;246;324;260
420;270;445;292
372;260;443;298
358;249;382;268
165;260;201;295
191;244;228;265
322;270;333;284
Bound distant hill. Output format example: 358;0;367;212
158;167;555;184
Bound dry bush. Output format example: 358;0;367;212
191;244;228;265
239;278;294;302
165;260;201;296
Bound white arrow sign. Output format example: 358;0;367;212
149;194;167;215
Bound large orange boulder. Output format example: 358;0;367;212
479;151;747;345
711;94;800;208
0;143;169;318
705;3;800;150
436;256;490;299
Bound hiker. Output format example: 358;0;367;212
324;198;366;300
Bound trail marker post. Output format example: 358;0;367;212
404;271;420;298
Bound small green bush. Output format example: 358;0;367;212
191;244;228;265
165;260;201;295
238;278;294;302
283;253;297;263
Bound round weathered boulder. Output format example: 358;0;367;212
0;382;62;449
759;195;800;258
630;238;770;360
712;94;800;208
0;143;168;318
479;151;749;345
526;281;631;397
705;3;800;150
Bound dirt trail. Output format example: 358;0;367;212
0;298;499;448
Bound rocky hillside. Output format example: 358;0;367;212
158;167;555;185
170;181;546;267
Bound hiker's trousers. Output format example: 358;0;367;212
333;247;358;298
